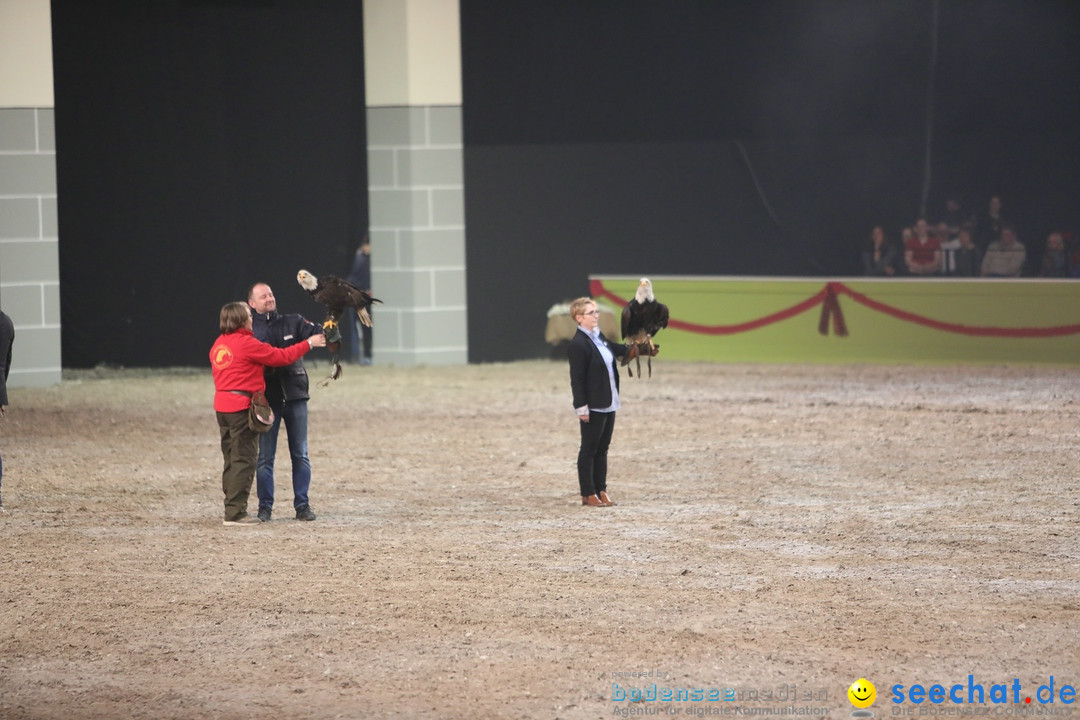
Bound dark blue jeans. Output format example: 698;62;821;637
256;399;311;511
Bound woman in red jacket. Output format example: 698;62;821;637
210;301;326;525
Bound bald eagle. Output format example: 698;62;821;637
621;278;668;378
297;269;382;385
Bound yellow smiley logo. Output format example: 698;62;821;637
848;678;876;708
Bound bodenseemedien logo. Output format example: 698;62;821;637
849;679;877;718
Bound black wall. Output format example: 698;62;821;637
52;0;367;368
462;0;1080;362
50;1;1080;367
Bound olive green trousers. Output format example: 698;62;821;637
216;410;258;521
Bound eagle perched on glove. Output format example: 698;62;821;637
297;269;381;385
621;278;668;378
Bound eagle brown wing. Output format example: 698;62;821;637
622;300;639;341
623;299;656;343
645;300;670;336
314;275;380;321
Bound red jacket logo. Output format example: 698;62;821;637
211;344;233;369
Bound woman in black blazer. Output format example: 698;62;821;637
567;297;633;507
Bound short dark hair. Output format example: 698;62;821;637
247;282;269;302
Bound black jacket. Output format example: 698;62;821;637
251;310;322;406
568;328;628;410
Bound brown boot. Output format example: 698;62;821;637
598;491;617;506
581;494;604;507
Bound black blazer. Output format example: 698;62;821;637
568;328;628;410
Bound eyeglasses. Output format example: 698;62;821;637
580;310;599;316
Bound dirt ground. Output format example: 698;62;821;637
1;359;1078;720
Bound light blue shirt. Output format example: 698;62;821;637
578;325;620;414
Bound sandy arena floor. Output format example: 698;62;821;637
0;360;1078;720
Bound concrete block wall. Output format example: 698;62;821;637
0;108;61;387
367;105;467;365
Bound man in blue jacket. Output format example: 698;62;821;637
248;282;323;521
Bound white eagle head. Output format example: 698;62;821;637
297;269;318;293
635;277;655;303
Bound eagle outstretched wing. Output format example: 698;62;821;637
296;269;382;385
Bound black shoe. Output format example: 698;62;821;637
295;505;316;521
257;507;272;522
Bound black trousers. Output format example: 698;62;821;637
577;410;616;497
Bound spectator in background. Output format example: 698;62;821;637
861;226;897;276
904;218;942;276
898;226;913;274
951;228;983;278
1039;232;1068;278
941;198;970;242
974;195;1006;251
0;309;13;510
936;221;959;275
1066;232;1080;278
981;225;1026;277
346;237;373;366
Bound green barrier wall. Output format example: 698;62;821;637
590;276;1080;365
